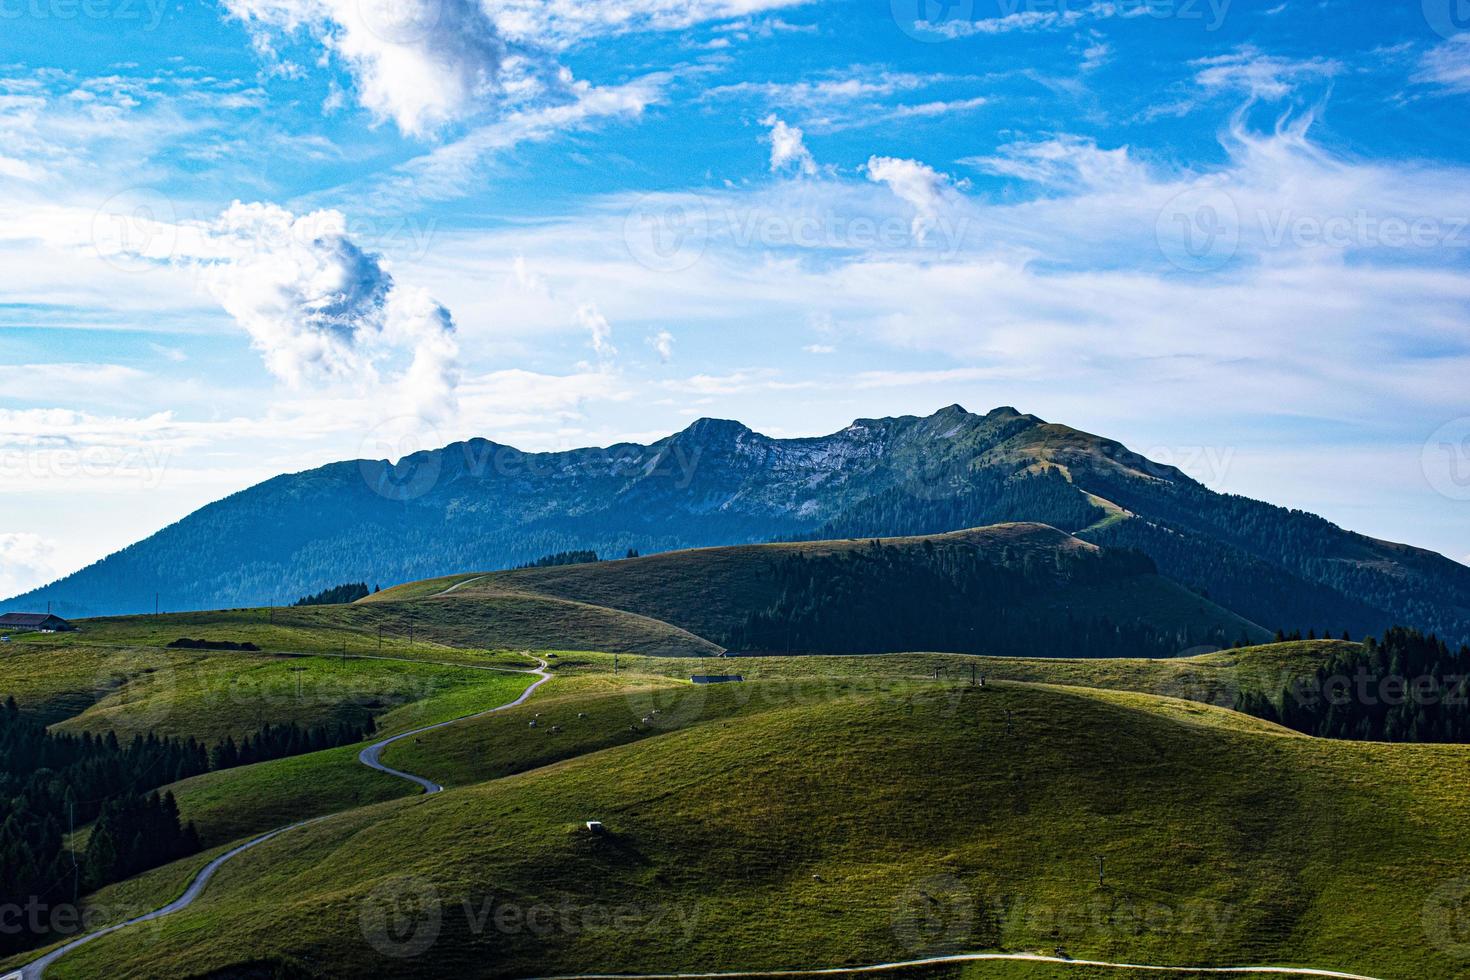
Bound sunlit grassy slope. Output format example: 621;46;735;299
162;669;536;846
43;674;1470;980
15;587;721;659
45;652;533;744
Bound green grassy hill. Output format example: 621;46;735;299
14;524;1262;661
399;524;1269;655
34;672;1469;979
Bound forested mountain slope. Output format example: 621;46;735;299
9;405;1467;647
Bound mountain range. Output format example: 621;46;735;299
9;405;1469;647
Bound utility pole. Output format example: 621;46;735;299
155;592;159;617
1096;854;1105;888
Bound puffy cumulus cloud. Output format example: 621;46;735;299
760;114;817;175
222;0;503;136
647;329;674;363
576;303;617;365
197;202;460;419
864;156;954;243
0;532;60;599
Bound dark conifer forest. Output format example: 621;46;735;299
720;538;1245;658
0;701;373;953
1236;628;1470;743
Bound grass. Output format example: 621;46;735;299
442;525;1268;650
46;652;536;744
40;673;1470;980
0;844;230;976
167;744;413;847
536;641;1344;710
17;589;720;660
164;669;536;846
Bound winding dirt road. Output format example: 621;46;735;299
10;646;1386;980
532;954;1387;980
15;655;551;979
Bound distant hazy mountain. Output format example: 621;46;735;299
9;405;1469;646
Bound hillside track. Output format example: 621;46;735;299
13;656;551;979
532;952;1388;980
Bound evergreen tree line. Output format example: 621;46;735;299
1234;627;1470;743
294;582;374;606
83;790;200;891
0;698;208;954
0;701;374;953
516;550;601;569
719;539;1245;658
208;717;373;770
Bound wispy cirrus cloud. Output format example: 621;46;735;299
489;0;813;48
1415;34;1470;95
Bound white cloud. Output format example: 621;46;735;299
761;114;817;175
347;74;666;210
1416;35;1470;94
149;343;189;363
490;0;811;47
708;70;965;107
221;0;504;136
1081;39;1111;72
803;344;835;354
0;364;151;403
193;202;460;419
577;303;617;364
647;330;675;362
0;532;61;599
1191;47;1341;100
915;2;1093;39
864;156;954;242
963;135;1145;190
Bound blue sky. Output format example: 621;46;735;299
1;0;1468;595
